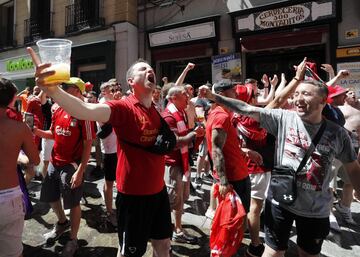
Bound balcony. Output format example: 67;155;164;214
24;12;54;44
65;0;105;34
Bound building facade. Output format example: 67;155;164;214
139;0;360;91
0;0;138;91
1;0;359;92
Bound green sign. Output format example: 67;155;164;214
6;58;34;72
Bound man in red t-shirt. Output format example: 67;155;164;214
29;45;173;257
34;78;95;257
163;86;204;244
206;80;250;213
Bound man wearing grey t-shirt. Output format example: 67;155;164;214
205;79;360;257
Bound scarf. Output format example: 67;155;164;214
166;102;190;181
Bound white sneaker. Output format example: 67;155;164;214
335;203;357;225
329;211;341;233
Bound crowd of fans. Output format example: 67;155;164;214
1;47;360;257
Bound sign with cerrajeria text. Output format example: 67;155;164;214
148;21;216;47
6;58;34;72
235;0;336;33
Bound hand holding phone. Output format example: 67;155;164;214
24;112;34;129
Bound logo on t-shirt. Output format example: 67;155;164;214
55;125;71;136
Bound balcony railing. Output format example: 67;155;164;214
24;12;54;44
0;25;16;49
65;0;105;34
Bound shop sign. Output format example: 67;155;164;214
337;62;360;95
212;53;241;83
235;0;335;33
6;58;34;72
149;21;216;47
336;46;360;58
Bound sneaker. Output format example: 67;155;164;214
44;220;70;242
246;243;265;257
106;212;118;227
335;203;357;225
329;211;341;233
61;239;79;257
205;208;216;220
172;231;198;244
194;177;202;187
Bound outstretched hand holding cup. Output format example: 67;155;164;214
27;38;72;92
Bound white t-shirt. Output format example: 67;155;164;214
98;97;117;154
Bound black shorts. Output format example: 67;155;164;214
40;162;83;210
264;200;330;255
102;153;117;181
230;176;251;213
116;187;172;257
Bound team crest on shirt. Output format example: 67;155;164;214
70;118;77;127
139;116;147;126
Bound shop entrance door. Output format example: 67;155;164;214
78;64;107;93
159;57;212;88
246;45;326;86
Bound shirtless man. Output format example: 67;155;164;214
337;90;360;220
0;78;40;257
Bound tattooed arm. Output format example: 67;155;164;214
206;91;262;122
212;128;232;197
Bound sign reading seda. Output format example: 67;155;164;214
148;21;216;47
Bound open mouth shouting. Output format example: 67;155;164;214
296;104;307;113
147;73;155;84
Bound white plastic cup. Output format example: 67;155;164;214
36;38;72;84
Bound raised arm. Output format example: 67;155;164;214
27;47;111;123
266;57;306;109
326;69;350;87
205;89;262;122
256;74;277;105
320;64;335;80
175;62;195;86
256;75;279;105
274;73;287;98
175;62;195;87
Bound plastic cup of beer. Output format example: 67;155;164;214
36;38;72;84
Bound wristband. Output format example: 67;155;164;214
293;77;301;81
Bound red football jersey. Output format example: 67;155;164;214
106;95;165;195
50;107;95;166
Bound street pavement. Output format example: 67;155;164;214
23;161;360;257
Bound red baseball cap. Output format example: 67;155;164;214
85;82;94;92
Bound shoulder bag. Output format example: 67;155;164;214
270;121;326;205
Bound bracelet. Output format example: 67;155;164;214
293;77;301;81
